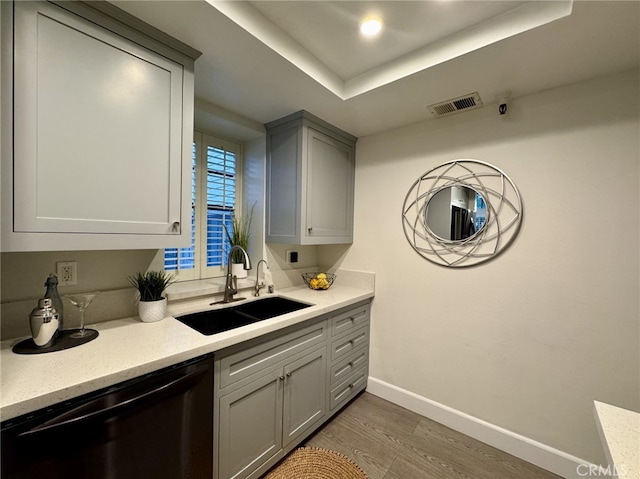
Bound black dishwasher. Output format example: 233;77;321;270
1;353;214;479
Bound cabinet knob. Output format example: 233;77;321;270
308;227;313;234
279;375;285;381
172;221;180;232
285;372;292;378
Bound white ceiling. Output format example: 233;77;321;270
114;0;640;140
248;1;528;80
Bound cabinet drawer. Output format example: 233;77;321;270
329;368;367;411
330;303;369;338
330;325;369;362
219;319;327;389
329;346;369;387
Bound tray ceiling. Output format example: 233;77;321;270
211;0;573;99
112;0;640;138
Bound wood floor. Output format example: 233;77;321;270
303;392;563;479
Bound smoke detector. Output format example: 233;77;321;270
428;92;483;118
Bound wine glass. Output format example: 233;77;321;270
66;292;100;339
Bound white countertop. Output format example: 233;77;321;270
1;283;374;422
594;401;640;479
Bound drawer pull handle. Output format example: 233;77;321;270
348;362;353;367
172;221;180;232
349;340;355;345
349;383;354;389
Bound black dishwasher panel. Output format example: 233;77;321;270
1;354;214;479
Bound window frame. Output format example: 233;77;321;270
165;130;243;282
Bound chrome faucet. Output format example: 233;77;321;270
222;245;252;303
253;259;268;297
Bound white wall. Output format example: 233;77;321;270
328;69;639;464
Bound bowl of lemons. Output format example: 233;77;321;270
301;272;336;290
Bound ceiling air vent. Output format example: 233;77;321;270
428;92;483;118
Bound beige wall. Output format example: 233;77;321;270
0;250;157;302
325;69;639;463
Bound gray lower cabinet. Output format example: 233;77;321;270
218;347;327;479
218;368;283;479
214;301;371;479
282;349;327;446
328;302;371;414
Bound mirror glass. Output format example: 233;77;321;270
425;186;487;241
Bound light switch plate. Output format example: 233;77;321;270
286;250;299;263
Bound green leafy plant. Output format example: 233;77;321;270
224;204;255;264
128;271;175;302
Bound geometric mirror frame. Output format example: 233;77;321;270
402;159;523;267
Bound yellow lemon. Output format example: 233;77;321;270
309;278;319;289
316;272;327;280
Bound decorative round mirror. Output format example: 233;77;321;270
425;186;486;241
402;159;522;267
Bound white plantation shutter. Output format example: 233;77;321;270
164;132;240;280
201;140;237;274
164;143;196;278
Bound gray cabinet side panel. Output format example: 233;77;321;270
266;128;300;241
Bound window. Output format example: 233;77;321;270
164;132;241;281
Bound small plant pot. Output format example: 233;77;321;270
231;263;248;279
138;297;167;323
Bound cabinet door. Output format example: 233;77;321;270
5;1;193;250
265;126;301;243
305;128;354;243
282;347;327;447
218;370;283;479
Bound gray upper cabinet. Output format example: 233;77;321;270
0;1;200;251
265;111;357;245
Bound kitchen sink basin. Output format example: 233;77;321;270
233;296;311;320
175;297;312;336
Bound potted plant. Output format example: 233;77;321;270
128;270;175;323
224;205;254;278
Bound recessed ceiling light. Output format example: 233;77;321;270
360;17;382;37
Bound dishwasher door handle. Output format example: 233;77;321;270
17;361;210;438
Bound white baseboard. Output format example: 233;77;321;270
366;377;597;479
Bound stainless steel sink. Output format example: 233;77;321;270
175;297;312;335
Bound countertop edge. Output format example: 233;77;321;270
593;400;640;479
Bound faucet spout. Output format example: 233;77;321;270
229;245;252;272
254;259;268;297
222;245;251;303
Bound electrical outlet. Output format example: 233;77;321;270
286;250;299;263
57;261;77;286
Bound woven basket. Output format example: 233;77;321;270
301;272;336;290
264;447;368;479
